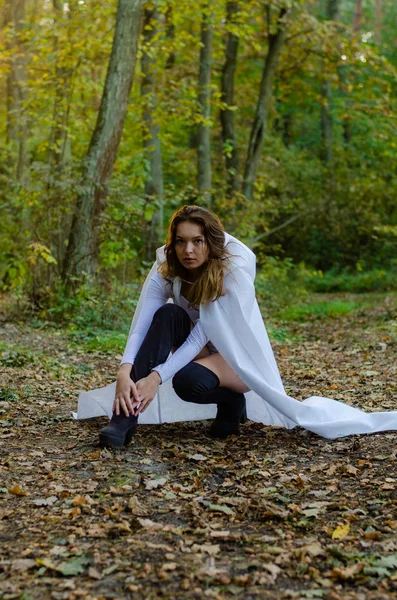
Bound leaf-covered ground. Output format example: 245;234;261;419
0;293;396;600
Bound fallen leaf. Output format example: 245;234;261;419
208;504;235;516
32;496;58;506
188;454;208;461
137;518;163;530
11;559;37;572
88;567;102;579
128;496;148;515
331;563;363;579
8;485;29;496
343;465;359;476
161;562;177;571
332;523;350;540
145;478;167;490
191;544;220;555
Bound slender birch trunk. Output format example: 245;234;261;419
141;7;164;259
320;0;340;165
197;5;213;204
5;0;27;182
220;1;240;197
63;0;144;282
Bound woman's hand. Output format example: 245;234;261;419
132;371;161;415
113;364;139;417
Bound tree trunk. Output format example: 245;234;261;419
242;8;289;201
353;0;362;31
375;0;382;45
320;78;333;164
165;6;176;70
63;0;143;282
48;0;73;170
5;0;27;182
197;5;213;204
220;1;239;197
320;0;341;201
141;7;164;259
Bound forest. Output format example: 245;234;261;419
1;3;397;599
1;0;396;316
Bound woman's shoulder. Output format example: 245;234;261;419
224;233;256;276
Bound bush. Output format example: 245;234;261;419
255;257;309;315
303;268;397;293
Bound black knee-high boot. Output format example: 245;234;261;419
99;304;191;447
173;362;247;438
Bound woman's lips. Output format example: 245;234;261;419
183;258;195;262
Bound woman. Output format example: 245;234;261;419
99;205;251;447
74;205;397;444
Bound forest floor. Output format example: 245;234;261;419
0;292;396;600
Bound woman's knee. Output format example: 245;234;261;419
153;303;187;322
173;362;219;403
172;364;197;402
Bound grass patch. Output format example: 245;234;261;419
67;328;127;354
277;299;368;322
304;268;397;293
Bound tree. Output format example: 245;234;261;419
5;0;27;182
63;0;144;282
197;3;213;204
220;1;240;197
141;6;164;259
320;0;340;166
242;7;290;202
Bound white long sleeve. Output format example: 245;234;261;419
121;272;210;382
153;319;209;384
121;271;169;365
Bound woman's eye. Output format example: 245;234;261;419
194;239;203;245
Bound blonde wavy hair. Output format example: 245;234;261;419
158;205;231;305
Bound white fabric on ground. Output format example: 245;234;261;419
73;234;397;439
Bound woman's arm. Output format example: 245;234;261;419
120;271;169;365
152;319;209;384
131;319;209;415
115;271;169;416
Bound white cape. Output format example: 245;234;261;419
74;234;397;439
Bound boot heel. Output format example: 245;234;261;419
240;405;247;424
99;414;137;448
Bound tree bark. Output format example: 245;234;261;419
141;7;164;259
197;5;213;204
320;0;340;163
63;0;143;282
242;8;289;201
165;6;175;70
48;0;73;170
320;78;333;164
353;0;362;31
220;1;239;197
5;0;27;182
375;0;382;45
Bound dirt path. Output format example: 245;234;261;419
0;294;396;599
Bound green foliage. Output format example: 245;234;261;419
0;0;396;310
255;257;309;315
303;268;397;293
277;299;366;322
67;329;127;354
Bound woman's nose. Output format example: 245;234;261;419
186;242;194;253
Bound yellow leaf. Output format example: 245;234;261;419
72;495;85;506
332;523;350;540
8;485;29;496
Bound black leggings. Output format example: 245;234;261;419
132;304;245;421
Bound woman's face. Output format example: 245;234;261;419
174;221;209;274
